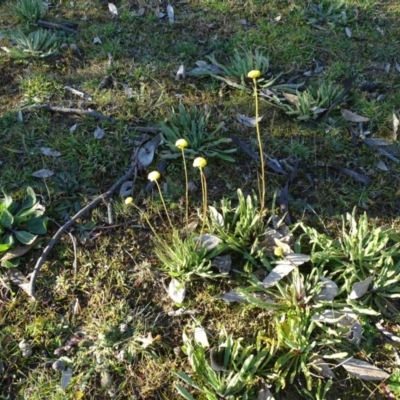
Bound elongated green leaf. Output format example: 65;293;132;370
175;385;197;400
26;217;48;234
14;230;37;245
0;243;12;253
1;209;13;228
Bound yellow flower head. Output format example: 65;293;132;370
175;139;188;149
124;197;134;205
148;171;161;181
193;157;207;168
274;247;284;257
247;70;261;79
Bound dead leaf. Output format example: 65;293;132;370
61;367;73;390
1;238;41;262
314;277;338;301
311;356;336;378
262;264;296;288
341;109;369;122
168;278;186;303
137;134;162;168
93;37;102;44
32;169;54;178
17;110;23;122
40;147;61;157
237;114;263;127
167;4;174;23
175;64;185;80
108;2;118;17
282;92;299;107
376;160;388;171
219;290;247;303
193;234;221;251
349;276;373;299
135;332;160;348
341;358;389;381
93;126;105;139
194;327;209;348
385;63;391;73
69;123;77;133
211;255;231;273
345;27;352;38
7;269;31;296
395;61;400;73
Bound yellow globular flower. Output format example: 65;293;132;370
274;247;284;257
247;70;261;79
124;197;134;205
148;171;161;181
193;157;207;168
175;139;188;149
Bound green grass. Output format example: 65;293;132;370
1;0;400;399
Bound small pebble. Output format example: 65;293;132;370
52;360;66;371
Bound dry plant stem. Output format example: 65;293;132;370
154;181;173;230
181;148;189;229
28;163;138;299
253;78;265;216
37;20;78;34
29;105;116;124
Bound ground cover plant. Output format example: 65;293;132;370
1;0;400;399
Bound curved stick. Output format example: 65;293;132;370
28;164;138;299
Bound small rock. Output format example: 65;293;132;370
119;323;128;333
52;360;66;371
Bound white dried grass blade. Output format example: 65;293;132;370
385;63;391;73
194;327;209;348
237;114;263;127
393;113;399;140
93;37;102;44
314;277;338;301
17;110;23;122
94;126;105;139
341;109;370;122
32;169;54;178
262;264;296;288
345;27;352;38
341;358;389;381
40;147;61;157
349;276;373;299
168;278;186;303
167;4;174;23
193;234;221;251
209;206;224;226
61;367;73;390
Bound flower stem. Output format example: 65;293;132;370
199;168;207;242
155;181;173;230
181;148;189;229
253;77;265;216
